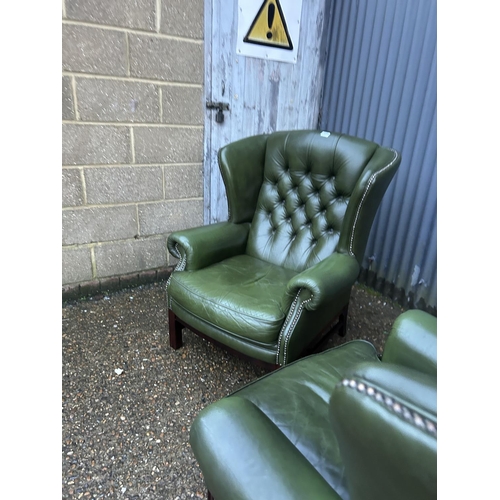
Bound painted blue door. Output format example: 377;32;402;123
203;0;330;223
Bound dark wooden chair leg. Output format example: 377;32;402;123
169;309;183;349
337;304;349;337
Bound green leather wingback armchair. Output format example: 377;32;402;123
167;130;401;368
190;310;437;500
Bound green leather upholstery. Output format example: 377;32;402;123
382;309;437;376
167;130;401;366
331;364;437;500
189;310;437;500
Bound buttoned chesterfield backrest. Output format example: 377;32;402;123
219;130;400;271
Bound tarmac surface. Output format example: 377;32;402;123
62;281;404;499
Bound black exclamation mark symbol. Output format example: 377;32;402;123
266;2;275;40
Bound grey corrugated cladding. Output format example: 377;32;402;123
320;0;437;313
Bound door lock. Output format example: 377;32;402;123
206;101;230;124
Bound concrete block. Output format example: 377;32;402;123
62;284;82;301
100;276;121;293
84;166;163;204
62;168;84;207
95;238;167;278
133;126;203;164
164;164;203;199
162;86;203;125
76;79;160;123
62;247;93;284
62;76;75;120
62;24;127;76
66;0;156;31
79;280;101;298
138;199;203;235
157;268;171;281
119;272;141;289
129;34;203;84
62;206;137;245
62;124;131;165
138;269;158;284
161;0;204;39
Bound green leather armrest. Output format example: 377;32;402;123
330;363;437;500
283;252;360;311
382;310;437;376
167;222;250;271
190;397;340;500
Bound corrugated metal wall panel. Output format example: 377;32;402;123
320;0;437;312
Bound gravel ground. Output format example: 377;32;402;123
62;281;404;500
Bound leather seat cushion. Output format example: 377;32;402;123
168;254;298;343
230;340;380;497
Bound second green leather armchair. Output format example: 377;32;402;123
190;310;437;500
167;130;401;367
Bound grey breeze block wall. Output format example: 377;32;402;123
62;0;204;287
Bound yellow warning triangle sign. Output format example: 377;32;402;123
244;0;293;50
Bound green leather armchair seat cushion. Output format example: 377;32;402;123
190;340;380;499
168;254;298;343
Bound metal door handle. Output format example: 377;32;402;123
206;101;230;124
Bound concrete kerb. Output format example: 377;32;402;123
62;266;174;303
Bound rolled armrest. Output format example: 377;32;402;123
283;253;360;311
167;222;250;271
190;397;340;500
381;310;437;376
330;363;437;500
